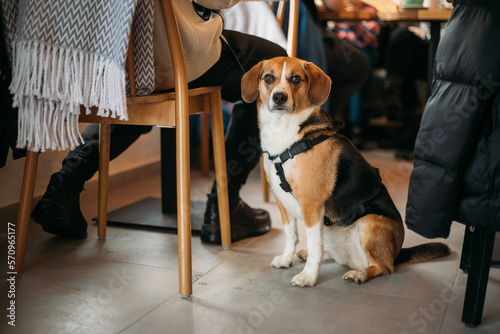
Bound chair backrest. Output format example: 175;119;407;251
127;0;188;108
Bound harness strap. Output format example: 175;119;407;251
324;174;382;227
356;202;370;216
220;34;246;77
190;1;245;79
274;162;292;193
323;200;371;227
266;135;331;193
267;135;331;164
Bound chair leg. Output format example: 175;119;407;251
98;123;111;239
461;226;495;327
15;150;39;273
177;99;193;298
209;91;231;249
200;112;210;176
260;157;269;202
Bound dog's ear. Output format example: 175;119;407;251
241;61;264;103
304;62;332;106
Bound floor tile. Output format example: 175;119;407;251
2;148;500;333
439;267;500;333
122;274;448;334
0;256;178;334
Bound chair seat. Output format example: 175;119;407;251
79;86;222;127
142;86;222;102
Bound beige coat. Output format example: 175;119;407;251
153;0;240;91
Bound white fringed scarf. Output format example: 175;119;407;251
0;0;154;152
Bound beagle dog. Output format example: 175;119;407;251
241;57;449;287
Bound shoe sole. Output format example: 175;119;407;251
200;222;271;244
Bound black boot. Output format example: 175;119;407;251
201;194;271;244
31;172;87;238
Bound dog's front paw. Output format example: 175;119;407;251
343;270;367;284
297;249;335;262
271;255;293;269
291;271;317;287
296;249;308;261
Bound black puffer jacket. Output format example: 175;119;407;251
405;0;500;238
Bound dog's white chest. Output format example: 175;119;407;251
259;106;317;221
263;157;304;220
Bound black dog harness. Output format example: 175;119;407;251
265;135;332;193
322;186;381;227
323;168;385;228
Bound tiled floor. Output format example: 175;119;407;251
1;149;500;334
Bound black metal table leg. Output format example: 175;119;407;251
427;21;441;96
160;127;177;213
460;225;474;273
461;226;496;327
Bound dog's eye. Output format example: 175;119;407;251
291;75;301;85
264;74;274;84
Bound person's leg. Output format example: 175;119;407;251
61;124;153;184
381;27;429;154
384;27;429;118
349;48;379;149
321;27;370;117
32;124;152;237
189;30;287;243
401;33;428;112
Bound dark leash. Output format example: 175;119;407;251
191;0;246;78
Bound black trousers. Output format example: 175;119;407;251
61;30;287;199
385;27;429;112
320;26;370;117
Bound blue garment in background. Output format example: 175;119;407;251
349;48;379;127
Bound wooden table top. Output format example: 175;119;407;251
377;7;452;21
317;5;452;22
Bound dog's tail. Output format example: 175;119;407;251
395;242;450;264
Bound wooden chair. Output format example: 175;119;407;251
14;0;231;297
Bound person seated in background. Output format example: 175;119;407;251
31;0;288;244
225;0;370;134
322;0;380;148
384;25;428;121
380;24;430;154
274;0;332;113
282;0;371;121
222;1;288;50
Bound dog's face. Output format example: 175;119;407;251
241;57;331;114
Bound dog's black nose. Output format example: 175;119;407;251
273;92;288;105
